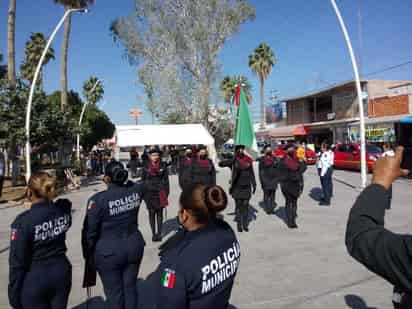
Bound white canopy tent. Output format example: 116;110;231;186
114;124;217;161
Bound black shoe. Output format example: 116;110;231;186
237;225;243;232
290;222;298;229
152;235;156;242
243;226;249;232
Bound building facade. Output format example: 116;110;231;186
274;80;412;146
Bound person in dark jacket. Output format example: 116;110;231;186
82;161;145;309
128;148;140;178
169;145;179;175
9;172;72;309
155;184;240;309
346;147;411;309
142;148;170;242
279;144;307;229
178;146;194;191
191;145;216;186
258;145;279;214
229;145;256;232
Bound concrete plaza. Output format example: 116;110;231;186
1;165;411;308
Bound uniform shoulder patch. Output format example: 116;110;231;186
87;200;95;210
10;228;18;241
161;268;176;289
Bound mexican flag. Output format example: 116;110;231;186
234;86;258;155
161;269;176;289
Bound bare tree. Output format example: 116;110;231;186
111;0;255;127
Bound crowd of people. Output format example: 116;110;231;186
8;140;412;309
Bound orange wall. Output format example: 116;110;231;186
368;95;409;118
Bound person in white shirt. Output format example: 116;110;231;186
382;143;395;208
318;143;334;206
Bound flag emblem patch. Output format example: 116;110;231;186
161;268;176;289
11;229;18;241
88;200;95;210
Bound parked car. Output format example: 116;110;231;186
334;143;382;172
274;144;317;165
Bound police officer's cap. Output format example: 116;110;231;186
263;144;272;150
235;145;245;151
105;161;128;185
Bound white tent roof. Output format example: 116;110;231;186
115;124;215;147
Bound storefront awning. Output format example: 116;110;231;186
292;125;309;136
400;116;412;124
268;125;295;139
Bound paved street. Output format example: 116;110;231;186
1;165;411;308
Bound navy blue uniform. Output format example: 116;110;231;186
346;184;412;308
191;159;216;186
278;157;306;228
156;219;240;309
258;155;280;213
83;182;145;309
8;199;72;309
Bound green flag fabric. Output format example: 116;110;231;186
235;88;257;152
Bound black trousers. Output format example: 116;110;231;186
235;199;249;229
149;208;163;237
285;196;298;227
21;257;72;309
320;168;333;203
96;245;144;309
263;188;277;212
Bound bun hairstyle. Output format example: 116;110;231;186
28;172;57;201
179;185;228;224
105;161;128;185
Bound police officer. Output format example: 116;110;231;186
318;143;334;206
279;144;307;229
346;147;412;309
142;147;170;242
230;145;257;232
8;172;72;309
178;146;194;191
82;161;145;309
258;144;279;214
191;145;216;186
155;184;240;309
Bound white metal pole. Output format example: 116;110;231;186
330;0;367;188
25;8;88;182
77;79;102;161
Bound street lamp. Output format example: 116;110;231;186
330;0;367;188
25;8;88;182
77;79;102;161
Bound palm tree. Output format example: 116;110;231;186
20;33;55;87
248;43;276;128
54;0;95;111
220;75;253;107
7;0;16;88
83;76;104;105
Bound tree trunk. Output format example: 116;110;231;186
260;77;265;129
60;9;71;112
203;85;210;129
7;0;16;88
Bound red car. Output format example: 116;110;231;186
274;144;317;165
334;143;382;172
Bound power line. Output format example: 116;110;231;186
363;60;412;77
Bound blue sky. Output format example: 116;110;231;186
1;0;411;124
